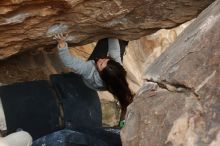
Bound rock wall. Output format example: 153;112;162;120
124;20;192;92
0;0;214;59
0;0;219;143
0;50;61;85
0;42;96;85
121;0;220;146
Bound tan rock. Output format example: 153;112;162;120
123;20;192;92
0;0;214;59
101;99;121;127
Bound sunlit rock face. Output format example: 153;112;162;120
124;20;192;92
0;0;214;59
121;0;220;146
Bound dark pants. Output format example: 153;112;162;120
88;38;127;61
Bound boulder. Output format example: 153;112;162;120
121;0;220;145
123;20;192;92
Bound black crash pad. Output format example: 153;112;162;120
0;67;120;144
50;73;102;131
88;38;127;61
0;80;60;140
0;73;103;140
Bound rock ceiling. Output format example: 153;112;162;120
0;0;214;59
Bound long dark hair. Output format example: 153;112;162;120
99;59;133;119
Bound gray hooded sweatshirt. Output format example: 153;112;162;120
58;38;122;91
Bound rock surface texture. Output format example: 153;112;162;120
0;0;214;59
123;20;192;92
121;0;220;146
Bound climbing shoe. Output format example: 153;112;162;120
119;120;125;128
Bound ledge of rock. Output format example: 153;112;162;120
0;0;214;59
121;0;220;145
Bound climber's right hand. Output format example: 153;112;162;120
53;33;68;48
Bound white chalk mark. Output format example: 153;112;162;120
47;23;69;37
195;70;216;93
0;13;30;25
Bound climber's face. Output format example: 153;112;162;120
96;58;110;71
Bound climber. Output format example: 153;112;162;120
54;33;134;123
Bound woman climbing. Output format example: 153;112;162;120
54;33;134;124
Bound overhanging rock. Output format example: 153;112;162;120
0;0;214;59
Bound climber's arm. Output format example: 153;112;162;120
54;33;91;76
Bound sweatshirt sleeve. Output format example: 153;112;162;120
58;43;92;76
107;38;122;64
